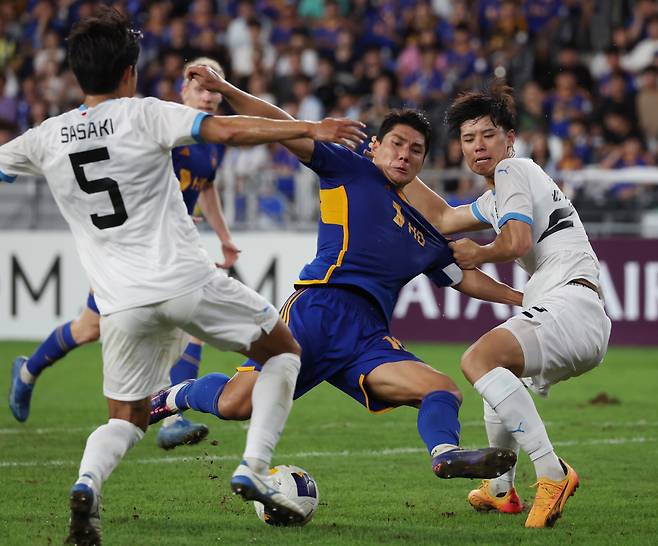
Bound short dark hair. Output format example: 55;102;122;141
377;109;432;157
446;83;516;137
67;6;141;95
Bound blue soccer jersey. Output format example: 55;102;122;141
172;142;225;215
240;143;465;414
296;142;463;321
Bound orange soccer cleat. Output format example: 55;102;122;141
525;459;579;528
468;480;525;514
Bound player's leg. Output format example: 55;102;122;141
460;326;577;527
157;334;212;450
362;359;516;479
66;305;172;545
9;293;100;422
159;276;305;522
467;399;524;514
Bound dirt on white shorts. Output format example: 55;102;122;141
496;283;612;395
99;272;279;401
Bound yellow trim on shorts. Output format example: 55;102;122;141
279;288;308;325
358;373;394;415
236;365;256;373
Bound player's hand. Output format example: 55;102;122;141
312;118;367;150
449;239;482;270
216;240;241;269
363;135;377;159
187;65;226;92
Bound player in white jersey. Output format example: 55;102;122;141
0;8;366;545
401;85;611;528
7;56;238;452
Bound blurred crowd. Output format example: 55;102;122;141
2;0;658;227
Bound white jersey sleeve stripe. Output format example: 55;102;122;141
498;211;533;229
471;201;491;225
191;112;210;143
0;169;16;183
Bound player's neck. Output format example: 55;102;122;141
83;93;122;108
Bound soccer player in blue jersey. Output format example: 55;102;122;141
8;57;239;451
151;67;524;490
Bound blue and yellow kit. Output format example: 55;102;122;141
172;142;226;215
241;143;463;412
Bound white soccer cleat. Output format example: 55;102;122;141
230;460;305;525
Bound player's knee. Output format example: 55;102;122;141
460;343;494;384
407;374;461;406
218;391;252;421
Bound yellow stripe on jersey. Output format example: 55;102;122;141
279;288;308;325
358;373;394;414
296;186;349;285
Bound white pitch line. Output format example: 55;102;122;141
0;436;655;469
1;419;657;436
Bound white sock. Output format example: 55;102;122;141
20;363;36;385
430;444;459;458
77;418;144;493
242;352;300;474
474;367;565;482
483;400;519;495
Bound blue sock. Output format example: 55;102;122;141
26;321;78;377
169;342;203;386
417;391;462;454
175;373;230;418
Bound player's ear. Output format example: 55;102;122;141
506;129;516;147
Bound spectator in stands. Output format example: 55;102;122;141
636;65;658;145
600;135;654;202
529;132;558;179
517;80;547;134
621;14;658;72
544;70;591;138
292;74;324;121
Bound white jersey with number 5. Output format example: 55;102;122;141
470;157;600;307
0;97;216;314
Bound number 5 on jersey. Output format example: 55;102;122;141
69;147;128;230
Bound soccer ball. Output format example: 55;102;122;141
253;465;319;526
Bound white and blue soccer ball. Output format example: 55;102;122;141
253;465;320;526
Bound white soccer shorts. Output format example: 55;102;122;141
99;271;279;401
497;283;612;395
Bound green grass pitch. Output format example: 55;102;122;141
0;341;656;545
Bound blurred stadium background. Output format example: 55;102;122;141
1;0;657;344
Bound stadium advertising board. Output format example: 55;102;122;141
0;232;656;345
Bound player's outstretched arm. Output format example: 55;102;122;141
454;268;523;306
403;177;489;235
189;65;365;162
449;220;532;269
200;114;365;154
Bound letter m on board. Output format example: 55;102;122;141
11;255;61;316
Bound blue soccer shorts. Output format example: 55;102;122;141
238;285;422;413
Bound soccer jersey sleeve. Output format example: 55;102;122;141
0;129;43;182
140;98;210;150
304;142;366;184
425;250;464;288
493;159;533;229
470;190;495;226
